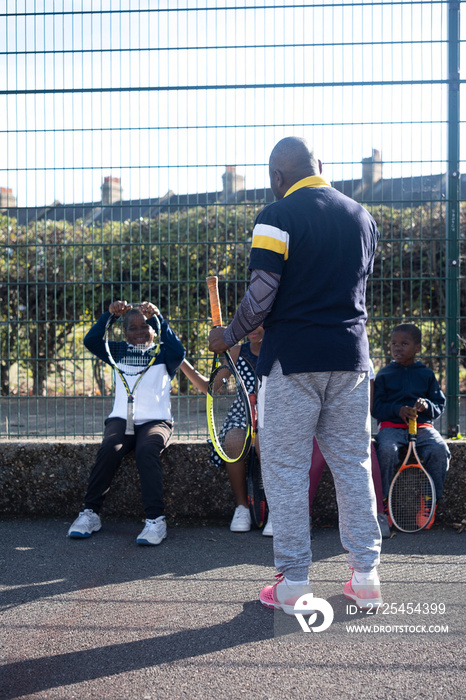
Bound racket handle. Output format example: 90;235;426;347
408;416;417;438
126;399;135;435
249;393;257;432
206;276;223;327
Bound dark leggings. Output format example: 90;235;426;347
84;418;173;519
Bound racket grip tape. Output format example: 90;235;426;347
206;276;223;327
125;398;135;435
249;393;257;432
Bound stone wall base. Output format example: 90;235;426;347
1;440;465;527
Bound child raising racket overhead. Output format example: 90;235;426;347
67;300;185;545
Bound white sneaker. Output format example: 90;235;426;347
262;515;273;536
136;516;167;545
68;509;102;538
230;505;251;532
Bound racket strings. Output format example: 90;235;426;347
108;344;155;375
116;345;158;368
389;466;435;532
209;369;249;462
106;315;161;375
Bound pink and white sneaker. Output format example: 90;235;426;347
343;569;383;609
259;573;314;616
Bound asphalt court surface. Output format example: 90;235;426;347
1;519;465;699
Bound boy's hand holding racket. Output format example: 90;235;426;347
109;300;160;319
414;398;428;413
400;398;428;424
109;300;132;316
139;301;160;319
399;405;418;423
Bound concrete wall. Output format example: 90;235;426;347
1;440;465;527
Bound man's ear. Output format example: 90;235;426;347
272;169;283;188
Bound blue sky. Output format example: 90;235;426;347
0;0;459;207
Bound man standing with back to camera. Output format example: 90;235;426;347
209;136;382;615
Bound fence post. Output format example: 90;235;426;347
446;1;461;436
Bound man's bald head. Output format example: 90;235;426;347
269;137;322;199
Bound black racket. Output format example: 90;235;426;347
104;305;161;435
247;392;267;529
206;276;252;463
388;417;436;532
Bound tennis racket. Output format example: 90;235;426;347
206;276;252;463
388;417;436;532
104;305;161;435
247;391;267;529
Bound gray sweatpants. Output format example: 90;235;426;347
258;360;381;581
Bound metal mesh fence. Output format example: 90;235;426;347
0;1;464;439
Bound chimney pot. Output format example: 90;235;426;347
222;166;245;201
0;187;16;209
361;150;382;189
101;176;123;205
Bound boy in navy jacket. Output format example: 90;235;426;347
372;323;450;529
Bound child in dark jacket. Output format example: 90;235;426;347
372;323;450;529
68;300;185;545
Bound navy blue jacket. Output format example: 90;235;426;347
249;182;379;375
372;360;446;425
